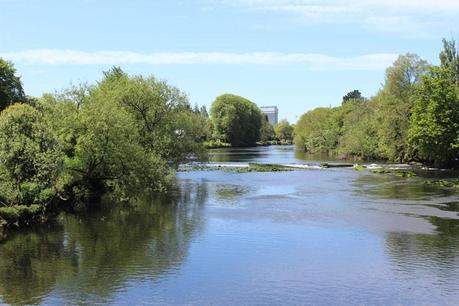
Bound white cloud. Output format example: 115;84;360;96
233;0;459;12
218;0;459;35
0;49;398;70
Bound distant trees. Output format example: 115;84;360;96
274;119;293;143
210;94;262;146
0;59;25;111
339;99;378;159
294;108;335;154
439;38;459;86
342;90;363;103
294;39;459;167
260;114;275;142
199;105;209;118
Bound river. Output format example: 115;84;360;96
1;146;458;305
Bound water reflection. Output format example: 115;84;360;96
0;225;67;305
354;174;456;200
2;146;459;305
354;172;459;287
385;217;459;289
0;181;208;305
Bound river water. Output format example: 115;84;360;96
1;146;459;305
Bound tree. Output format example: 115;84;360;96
274;119;293;142
67;90;171;200
95;68;206;166
294;107;335;153
199;105;209;118
339;99;378;159
193;103;200;114
210;94;262;146
342;90;363;104
260;114;275;142
439;38;459;86
0;104;64;207
408;67;459;167
40;68;207;203
0;59;25;111
375;53;429;161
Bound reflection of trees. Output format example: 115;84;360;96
0;225;71;305
294;150;340;162
0;180;208;305
355;173;459;279
385;217;459;280
209;147;264;163
353;174;455;200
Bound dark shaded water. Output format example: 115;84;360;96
1;146;459;305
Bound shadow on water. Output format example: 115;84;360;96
0;181;208;305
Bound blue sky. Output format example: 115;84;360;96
1;0;458;122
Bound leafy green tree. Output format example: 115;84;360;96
210;94;262;146
339;99;378;159
260;114;275;142
95;68;206;165
0;104;64;207
0;59;25;111
294;107;335;153
375;53;429;161
439;38;459;86
274;119;293;142
28;68;206;205
408;67;459;167
68;93;171;200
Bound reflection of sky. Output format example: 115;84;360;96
110;219;459;305
3;145;459;305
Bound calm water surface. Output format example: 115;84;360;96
1;146;459;305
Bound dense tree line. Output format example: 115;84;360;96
294;39;459;167
0;63;208;228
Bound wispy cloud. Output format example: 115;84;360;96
218;0;459;36
0;49;398;71
246;0;459;9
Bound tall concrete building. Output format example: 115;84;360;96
260;106;278;125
